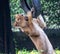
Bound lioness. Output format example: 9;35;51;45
14;11;55;54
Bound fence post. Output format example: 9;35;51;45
0;0;15;54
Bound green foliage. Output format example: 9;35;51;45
9;0;24;23
41;0;60;28
10;0;60;29
16;49;60;54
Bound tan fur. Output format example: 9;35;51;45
14;11;55;54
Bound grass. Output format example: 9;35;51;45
16;49;60;54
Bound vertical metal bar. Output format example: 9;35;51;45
3;0;16;54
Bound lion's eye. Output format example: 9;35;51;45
17;18;20;21
25;16;28;21
21;14;23;16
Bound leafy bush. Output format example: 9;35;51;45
16;49;60;54
41;0;60;29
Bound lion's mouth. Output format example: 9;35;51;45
19;27;24;32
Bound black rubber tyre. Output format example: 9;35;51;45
20;0;42;17
32;0;42;17
20;0;30;13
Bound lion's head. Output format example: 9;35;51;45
14;11;46;35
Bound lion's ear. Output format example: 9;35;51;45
27;11;32;24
